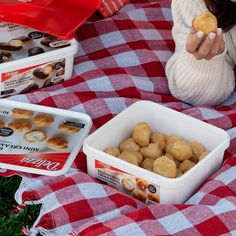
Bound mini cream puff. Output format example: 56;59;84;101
147;192;160;203
135;178;148;190
121;178;135;192
12;108;34;119
24;130;47;143
192;12;217;36
132;189;147;202
46;137;69;151
33;114;54;127
58;123;81;135
8;119;31;133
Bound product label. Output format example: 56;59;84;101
0;58;66;97
0;104;88;173
95;160;160;203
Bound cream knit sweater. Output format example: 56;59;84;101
166;0;236;106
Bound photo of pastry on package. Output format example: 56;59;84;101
0;22;78;97
0;99;92;176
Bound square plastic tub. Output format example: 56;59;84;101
0;22;78;97
0;99;92;176
83;101;230;204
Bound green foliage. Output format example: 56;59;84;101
0;176;41;236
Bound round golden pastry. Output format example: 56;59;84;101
118;152;139;165
8;119;31;133
140;143;162;160
33;114;55;127
12;108;34;119
192;11;218;36
104;147;120;157
132;122;151;147
122;150;143;165
0;120;4;128
119;138;140;152
24;130;47;143
135;178;148;190
147;192;159;203
153;156;177;178
132;189;147;202
46;137;69;151
121;178;135;192
179;160;195;173
141;158;154;171
58;123;81;135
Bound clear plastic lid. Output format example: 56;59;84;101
0;99;92;176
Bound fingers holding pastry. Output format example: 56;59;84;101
186;11;224;60
186;29;205;53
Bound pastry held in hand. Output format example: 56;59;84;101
192;11;218;35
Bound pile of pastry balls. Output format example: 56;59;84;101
104;122;209;178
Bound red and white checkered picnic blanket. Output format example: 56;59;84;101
1;0;236;235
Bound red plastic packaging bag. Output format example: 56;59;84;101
0;0;101;40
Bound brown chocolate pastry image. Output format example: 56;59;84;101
20;83;39;94
8;119;31;133
0;39;23;51
40;36;58;47
121;178;135;192
13;36;31;43
33;65;53;79
24;130;47;143
28;47;45;57
33;114;55;127
58;123;81;135
12;108;34;119
40;36;70;48
192;12;217;36
0;51;11;63
46;137;69;151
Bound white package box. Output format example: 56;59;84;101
83;101;230;204
0;22;78;97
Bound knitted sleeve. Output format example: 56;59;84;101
165;0;235;106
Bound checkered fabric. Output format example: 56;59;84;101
98;0;130;17
1;0;236;235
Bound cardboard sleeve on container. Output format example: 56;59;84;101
0;22;78;97
0;99;92;176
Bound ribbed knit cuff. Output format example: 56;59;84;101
185;48;227;72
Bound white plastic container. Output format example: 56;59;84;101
83;101;230;204
0;99;92;176
0;22;78;97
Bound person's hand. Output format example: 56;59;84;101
186;28;225;60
